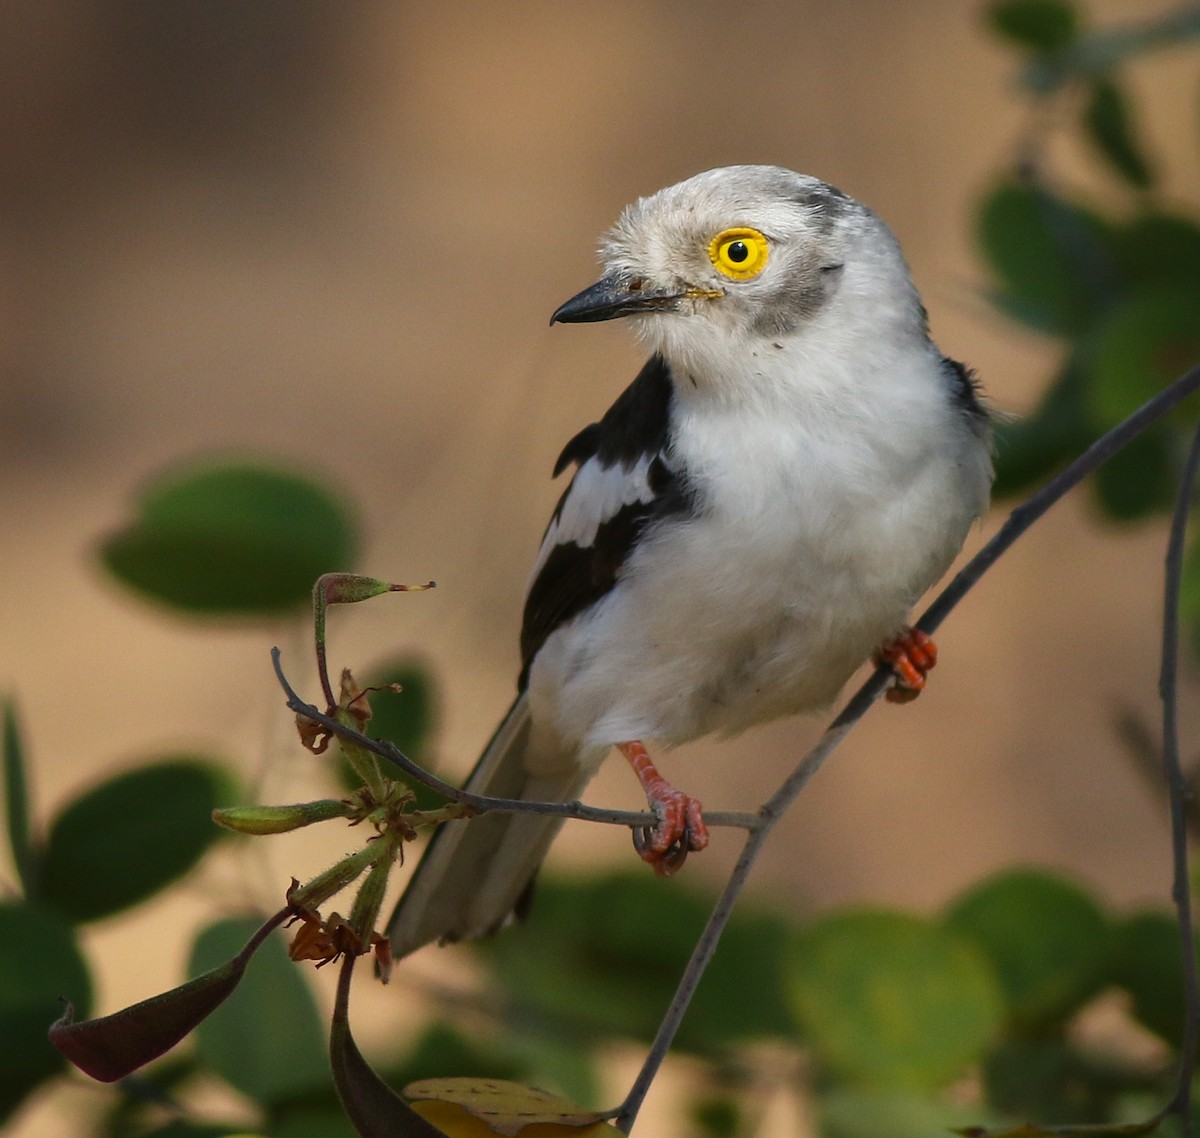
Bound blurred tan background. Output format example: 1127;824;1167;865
3;2;1198;1134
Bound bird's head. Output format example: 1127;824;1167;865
551;165;924;377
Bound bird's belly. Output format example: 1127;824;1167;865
529;469;967;750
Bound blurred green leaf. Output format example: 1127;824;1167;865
1111;212;1200;290
1091;426;1177;521
388;1021;528;1090
788;909;1003;1089
1086;285;1200;427
982;1038;1135;1124
100;460;359;615
341;658;444;810
269;1111;359;1138
191;916;330;1105
1084;77;1154;189
819;1086;986;1138
0;900;91;1121
988;0;1078;51
1110;909;1194;1049
40;758;233;923
2;698;37;897
978;182;1115;336
687;906;797;1048
478;871;708;1046
135;1123;249;1138
992;365;1096;499
478;871;792;1054
944;869;1110;1032
690;1095;742;1138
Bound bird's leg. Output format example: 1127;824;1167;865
875;627;938;704
618;740;709;877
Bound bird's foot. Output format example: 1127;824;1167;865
619;740;709;877
875;627;938;703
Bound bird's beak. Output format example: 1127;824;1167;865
550;273;696;325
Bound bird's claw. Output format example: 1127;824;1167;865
632;790;708;877
876;627;938;703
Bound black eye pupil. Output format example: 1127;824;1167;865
727;241;749;263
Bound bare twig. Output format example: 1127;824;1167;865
270;648;759;834
615;362;1200;1132
1156;415;1200;1137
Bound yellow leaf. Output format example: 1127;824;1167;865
405;1078;620;1137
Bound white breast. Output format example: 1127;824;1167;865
526;335;990;753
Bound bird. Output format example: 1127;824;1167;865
385;164;992;959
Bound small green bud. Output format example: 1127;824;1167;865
212;799;353;835
315;573;434;607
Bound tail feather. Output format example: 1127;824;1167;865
384;694;586;960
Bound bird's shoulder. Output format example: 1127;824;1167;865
940;355;989;430
519;354;691;688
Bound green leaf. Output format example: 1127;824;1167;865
1084;78;1154;189
40;758;233;923
687;907;797;1047
690;1095;741;1138
977;181;1116;336
988;0;1079;51
478;871;708;1046
992;365;1096;500
1111;212;1200;291
1110;909;1195;1049
389;1022;528;1090
1086;284;1200;427
127;1123;246;1138
191;916;330;1105
269;1110;360;1138
477;871;793;1053
944;869;1110;1032
2;699;37;896
0;900;91;1121
819;1086;986;1138
100;460;359;615
1090;426;1177;521
982;1038;1133;1125
788;909;1003;1089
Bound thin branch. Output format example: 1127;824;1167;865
271;648;759;834
615;362;1200;1132
1158;415;1200;1137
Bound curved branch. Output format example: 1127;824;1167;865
616;362;1200;1132
1158;415;1200;1136
271;648;759;834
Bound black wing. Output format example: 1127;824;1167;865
518;353;693;690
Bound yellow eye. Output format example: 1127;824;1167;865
708;227;769;280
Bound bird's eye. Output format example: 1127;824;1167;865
708;227;769;280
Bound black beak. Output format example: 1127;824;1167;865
550;274;688;325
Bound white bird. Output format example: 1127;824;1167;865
386;165;992;958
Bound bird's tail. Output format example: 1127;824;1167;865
384;693;586;960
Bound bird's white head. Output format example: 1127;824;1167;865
552;165;928;386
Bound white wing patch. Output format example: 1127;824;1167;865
527;455;656;587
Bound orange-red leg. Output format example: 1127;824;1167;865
618;740;708;876
875;627;938;704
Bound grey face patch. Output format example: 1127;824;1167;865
749;257;844;338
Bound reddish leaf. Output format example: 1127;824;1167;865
329;954;444;1137
49;908;288;1082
